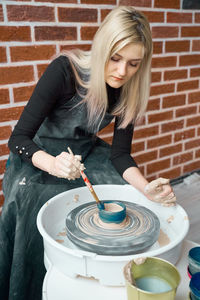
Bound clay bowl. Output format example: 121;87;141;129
98;200;126;224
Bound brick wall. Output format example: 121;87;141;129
0;0;200;208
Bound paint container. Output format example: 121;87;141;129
188;266;192;279
124;257;180;300
188;247;200;275
189;272;200;300
98;200;126;224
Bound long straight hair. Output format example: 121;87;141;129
62;6;152;131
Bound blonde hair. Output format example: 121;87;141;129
63;6;152;131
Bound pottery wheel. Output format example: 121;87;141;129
65;201;160;255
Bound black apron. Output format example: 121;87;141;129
0;91;126;300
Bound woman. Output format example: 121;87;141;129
0;6;176;300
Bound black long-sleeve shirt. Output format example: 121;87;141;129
8;55;137;176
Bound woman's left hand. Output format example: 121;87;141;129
144;177;176;207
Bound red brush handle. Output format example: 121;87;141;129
80;171;101;204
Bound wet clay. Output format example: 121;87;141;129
56;239;64;243
93;212;129;229
158;229;170;247
167;215;174;223
104;203;123;212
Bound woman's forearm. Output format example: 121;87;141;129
32;150;54;174
122;166;149;195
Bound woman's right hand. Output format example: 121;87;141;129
49;151;85;180
144;177;176;206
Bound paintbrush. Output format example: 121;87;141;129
67;147;105;210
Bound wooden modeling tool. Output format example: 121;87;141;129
67;147;105;210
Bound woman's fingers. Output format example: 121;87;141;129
50;151;85;180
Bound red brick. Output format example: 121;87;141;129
188;92;200;104
0;66;34;85
135;150;158;164
147;98;160;111
147;158;170;174
192;40;200;51
119;0;151;7
81;27;98;40
0;107;24;122
60;44;91;52
180;54;200;66
0;89;9;105
148;111;173;124
58;7;97;23
151;72;161;83
186;116;200;127
183;161;200;173
7;5;55;22
131;141;145;153
0;144;9;156
195;149;200;158
0;5;3;22
152;56;177;68
135;116;146;127
174;129;195;142
165;40;190;53
164;69;187;81
134;126;159;139
10;45;56;62
37;64;49;78
161;120;184;133
0;194;5;207
35;0;76;2
167;12;192;23
0;160;7;175
147;134;172;149
35;27;77;41
0;47;7;63
82;0;115;3
13;85;35;103
185;139;200;150
98;123;114;135
101;9;112;21
146;175;157;182
153;41;163;54
173;152;193;165
139;165;145;175
160;143;182;158
162;94;186;109
176;106;197;118
195;13;200;23
0;26;31;42
154;0;180;9
177;80;199;92
150;83;174;96
0;126;12;140
159;167;181;179
152;26;178;39
198;127;200;136
190;67;200;78
102;136;112;145
142;10;164;23
181;26;200;37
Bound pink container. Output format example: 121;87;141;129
188;266;192;279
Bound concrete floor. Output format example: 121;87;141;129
173;172;200;244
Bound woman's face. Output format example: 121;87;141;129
105;43;144;88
